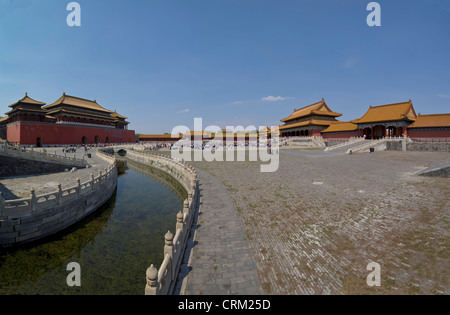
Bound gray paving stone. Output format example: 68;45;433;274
180;168;263;295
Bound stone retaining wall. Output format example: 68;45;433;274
387;141;450;152
0;140;87;168
120;150;199;295
0;155;70;177
0;149;116;246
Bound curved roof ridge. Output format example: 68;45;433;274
8;93;46;108
44;93;113;113
369;100;412;109
281;98;342;122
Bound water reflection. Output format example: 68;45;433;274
0;157;186;295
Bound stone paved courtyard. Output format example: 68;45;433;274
1;147;448;295
190;149;449;295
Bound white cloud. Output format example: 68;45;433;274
437;94;450;99
0;0;33;17
261;96;292;102
176;108;190;114
341;58;357;69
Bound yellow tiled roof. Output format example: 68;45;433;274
139;134;183;139
185;131;212;137
8;93;46;108
281;98;342;122
279;119;337;130
408;113;450;128
46;108;115;120
352;100;417;124
44;93;113;114
321;121;358;133
111;110;128;119
5;106;47;116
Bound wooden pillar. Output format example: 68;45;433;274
371;127;374;140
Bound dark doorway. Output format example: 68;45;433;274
82;136;87;145
363;127;372;139
94;136;99;144
36;137;42;147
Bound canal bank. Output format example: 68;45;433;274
0;149;117;246
0;156;186;294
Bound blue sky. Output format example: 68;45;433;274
1;0;449;134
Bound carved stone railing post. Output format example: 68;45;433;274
145;264;158;295
176;211;184;232
90;173;94;190
76;178;81;196
183;199;189;217
0;192;4;216
57;183;62;204
30;188;36;212
164;230;174;258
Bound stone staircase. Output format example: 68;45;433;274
345;139;387;154
324;137;366;152
280;136;326;148
312;136;326;148
344;137;406;154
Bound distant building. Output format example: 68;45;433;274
2;93;136;146
351;100;417;139
279;98;342;137
139;134;183;143
0;116;6;139
407;113;450;139
321;122;358;139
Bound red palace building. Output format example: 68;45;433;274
0;93;136;146
281;99;450;140
279;98;343;137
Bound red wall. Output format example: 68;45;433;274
408;129;450;138
7;123;136;145
322;131;358;139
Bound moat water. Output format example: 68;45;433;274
0;156;186;295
